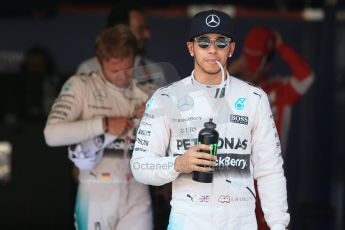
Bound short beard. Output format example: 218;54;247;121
195;59;221;75
205;68;221;75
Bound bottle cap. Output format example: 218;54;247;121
204;118;216;129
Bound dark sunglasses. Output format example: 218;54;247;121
194;36;232;49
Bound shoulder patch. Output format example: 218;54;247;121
145;96;155;109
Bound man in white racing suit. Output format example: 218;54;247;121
131;10;290;230
76;2;173;96
44;25;152;230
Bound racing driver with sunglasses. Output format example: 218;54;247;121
131;10;290;230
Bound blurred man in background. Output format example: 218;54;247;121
44;25;152;230
229;26;314;230
76;1;168;96
76;2;173;229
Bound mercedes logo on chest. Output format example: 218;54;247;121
177;95;194;111
205;14;220;27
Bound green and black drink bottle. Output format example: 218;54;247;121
192;118;219;183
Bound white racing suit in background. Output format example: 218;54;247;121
131;73;290;230
44;72;152;230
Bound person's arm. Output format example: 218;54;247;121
44;76;104;146
130;93;179;186
251;90;290;229
274;32;314;102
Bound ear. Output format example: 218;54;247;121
228;42;236;58
187;41;194;57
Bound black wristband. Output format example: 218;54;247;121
104;116;109;133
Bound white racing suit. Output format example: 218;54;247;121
131;73;290;230
44;72;152;230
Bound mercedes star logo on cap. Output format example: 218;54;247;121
205;14;220;28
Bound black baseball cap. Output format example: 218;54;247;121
188;10;235;41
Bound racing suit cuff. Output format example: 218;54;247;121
270;223;286;230
165;156;180;178
92;117;105;136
